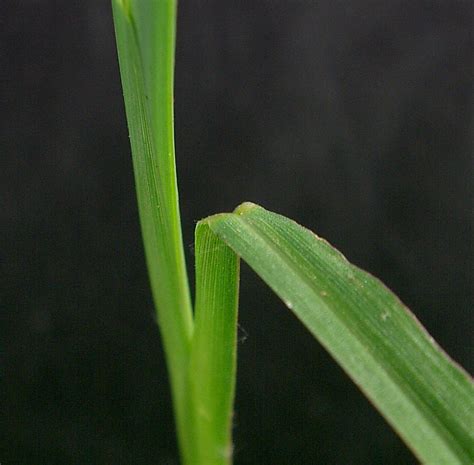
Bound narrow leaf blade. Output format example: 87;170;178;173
205;202;474;465
112;1;194;462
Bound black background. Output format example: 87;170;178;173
2;1;473;464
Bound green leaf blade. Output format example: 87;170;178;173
190;222;240;465
207;202;474;465
112;1;194;462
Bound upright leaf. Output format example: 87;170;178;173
112;1;194;461
190;222;240;465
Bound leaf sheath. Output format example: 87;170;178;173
190;222;240;465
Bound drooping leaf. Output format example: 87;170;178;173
201;202;474;465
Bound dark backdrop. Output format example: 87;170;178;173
2;1;473;464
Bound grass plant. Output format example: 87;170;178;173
111;1;474;464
